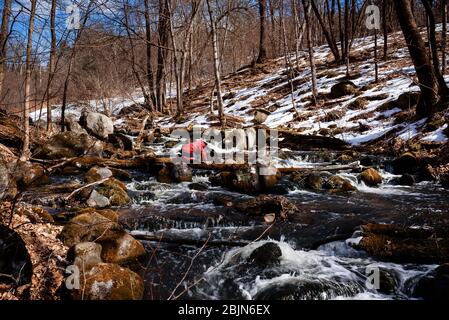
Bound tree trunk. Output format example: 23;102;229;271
442;0;447;74
0;0;12;97
21;0;37;162
144;0;155;111
156;0;170;112
206;0;225;127
46;0;57;131
421;0;448;95
302;0;317;105
310;0;340;62
344;0;350;76
257;0;268;63
394;0;441;117
382;0;388;61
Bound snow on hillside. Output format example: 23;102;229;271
30;26;449;146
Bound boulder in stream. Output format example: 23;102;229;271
100;233;146;265
249;242;282;267
81;112;114;140
59;211;123;247
352;223;449;264
413;263;449;300
234;195;299;220
70;263;144;300
360;168;383;187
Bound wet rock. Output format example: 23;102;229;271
441;173;449;189
211;168;261;194
100;233;146;265
36;131;103;159
18;206;54;223
360;168;382;186
253;109;271;124
87;190;111;208
96;178;130;206
353;223;449;263
109;168;132;181
188;182;209;191
378;269;398;294
413;264;449;300
249;242;282;266
82;112;114;139
235;195;299;219
118;103;144;116
69;242;103;271
253;279;362;300
258;169;279;193
157;163;192;183
171;163;192;182
71;263;144;300
325;175;357;192
85;167;113;184
59;211;123;247
398;174;415;186
305;172;326;190
330;80;358;98
391;152;418;174
0;224;33;287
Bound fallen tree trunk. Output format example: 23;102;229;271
278;161;360;174
131;233;251;247
276;129;350;151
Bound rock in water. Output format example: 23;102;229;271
96;178;130;206
0;225;33;287
391;152;418;174
413;263;449;300
330;80;358;98
235;195;299;219
59;211;123;247
171;163;193;182
352;223;449;263
100;233;146;264
84;112;114;139
12;161;49;188
360;168;383;186
85;167;113;183
71;263;144;300
249;242;282;267
87;190;111;208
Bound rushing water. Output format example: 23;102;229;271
116;148;449;300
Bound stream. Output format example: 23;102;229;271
110;146;449;300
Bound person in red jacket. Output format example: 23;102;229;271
181;139;208;163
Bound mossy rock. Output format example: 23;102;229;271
97;178;130;206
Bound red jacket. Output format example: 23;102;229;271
181;140;207;162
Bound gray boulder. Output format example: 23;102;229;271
84;112;114;139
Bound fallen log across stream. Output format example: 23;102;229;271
131;232;251;247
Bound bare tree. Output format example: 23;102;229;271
302;0;317;105
0;0;12;97
21;0;37;161
394;0;447;117
256;0;268;63
206;0;225;127
156;0;170;112
144;0;155;111
46;0;57;131
441;0;447;74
